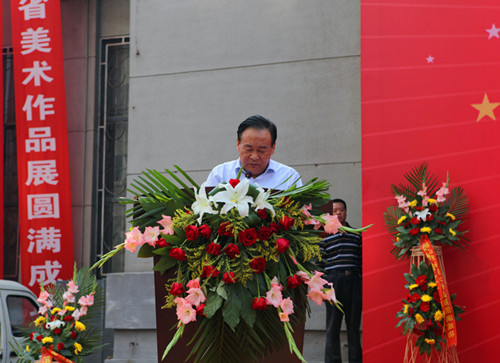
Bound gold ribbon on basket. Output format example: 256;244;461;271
40;347;75;363
420;235;457;347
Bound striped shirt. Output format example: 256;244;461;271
321;227;362;272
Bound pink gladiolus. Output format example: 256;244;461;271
175;298;197;325
304;218;322;229
436;183;449;203
124;227;143;252
306;271;328;291
78;293;95;307
301;203;313;217
186;287;206;307
323;214;342;234
72;309;82;321
186;278;201;289
38;305;49;315
395;195;409;212
37;291;50;304
63;291;75;303
266;284;283;308
67;281;79;294
323;283;337;303
280;297;294;315
142;226;160;247
158;215;175;235
296;271;310;282
279;312;290;322
307;288;325;306
79;306;88;316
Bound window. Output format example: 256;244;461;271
6;295;38;337
92;37;130;274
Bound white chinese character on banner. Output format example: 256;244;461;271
26;160;58;186
27;193;60;219
21;27;51;55
26;127;56;152
27;227;61;253
23;94;55;121
28;260;62;286
22;60;53;86
19;0;48;21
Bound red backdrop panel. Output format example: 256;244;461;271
361;1;500;362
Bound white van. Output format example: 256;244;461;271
0;280;38;363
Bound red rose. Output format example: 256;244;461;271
170;282;185;295
29;332;35;340
410;217;421;225
201;265;220;278
415;206;423;211
206;242;222;255
433;291;441;303
269;223;280;233
257;226;272;241
426;214;434;222
437;221;446;226
64;315;73;322
70;331;77;339
404;222;411;228
409;228;420;236
54;328;62;335
157;238;170;248
429;204;438;212
229;179;240;187
196;303;206;316
36;335;43;341
408;293;420;303
249;257;266;273
224;244;240;259
424;320;434;330
287;275;303;289
222;271;238;284
420;302;430;312
238;228;257;246
276;238;290;254
169;248;186;261
415;275;427;287
434;228;443;235
279;215;295;231
185;225;199;241
251;297;267;310
217;222;234;237
434;324;443;336
198;224;212;239
57;342;65;350
257;209;267;219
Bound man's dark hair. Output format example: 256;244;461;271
332;198;347;209
237;115;277;145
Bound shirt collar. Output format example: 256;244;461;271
235;159;276;177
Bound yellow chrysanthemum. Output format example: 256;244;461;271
397;216;407;224
42;336;54;344
396;236;400;242
408;200;418;208
421;294;432;302
427;198;436;204
434;310;443;322
74;342;83;355
415;313;424;324
75;320;86;331
446;212;456;220
449;228;456;236
425;338;435;345
51;307;61;315
403;304;409;314
26;345;30;352
409;284;418;290
420;227;432;233
428;282;437;288
34;316;46;326
65;306;76;312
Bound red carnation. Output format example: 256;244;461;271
229;179;240;187
201;265;221;278
196;303;206;316
70;331;77;339
434;228;443;235
408;293;421;303
257;209;267;219
185;225;199;241
54;328;62;335
269;223;280;233
434;291;441;303
157;238;170;248
415;275;427;287
57;342;65;351
429;204;438;212
169;248;186;261
437;221;446;226
279;215;295;231
420;302;430;312
251;297;267;311
249;257;266;273
224;243;240;259
217;222;234;237
222;271;238;284
287;275;303;289
415;206;423;211
409;228;420;236
198;224;212;239
170;282;185;296
238;228;257;246
206;242;222;255
36;335;43;342
426;214;434;222
276;238;291;254
257;226;273;241
410;217;421;225
29;332;35;340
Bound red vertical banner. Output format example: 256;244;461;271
10;0;73;293
0;4;3;279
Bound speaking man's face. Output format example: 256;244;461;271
237;127;276;177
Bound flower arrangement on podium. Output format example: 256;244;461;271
384;163;468;360
13;267;103;363
93;166;370;363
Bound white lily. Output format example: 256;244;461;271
252;186;275;217
212;178;253;217
414;208;430;221
46;319;65;330
191;182;217;224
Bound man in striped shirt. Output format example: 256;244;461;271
322;199;362;363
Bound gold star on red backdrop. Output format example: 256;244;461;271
471;93;499;121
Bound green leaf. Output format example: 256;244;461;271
152;256;178;273
204;294;223;318
222;292;242;331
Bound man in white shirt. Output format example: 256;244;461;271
206;115;302;190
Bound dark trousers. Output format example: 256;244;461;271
325;269;362;363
